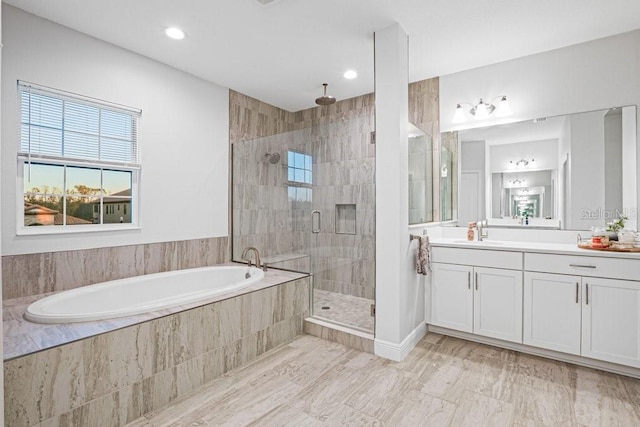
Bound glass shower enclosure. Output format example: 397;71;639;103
231;93;376;333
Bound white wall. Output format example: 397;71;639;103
1;6;229;255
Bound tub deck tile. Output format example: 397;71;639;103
3;263;307;360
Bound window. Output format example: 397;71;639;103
18;81;140;232
287;150;312;204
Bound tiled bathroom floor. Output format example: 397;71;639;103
312;289;374;333
127;333;640;426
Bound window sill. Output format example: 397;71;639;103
17;224;141;236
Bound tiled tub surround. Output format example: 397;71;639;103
2;236;229;300
4;269;310;426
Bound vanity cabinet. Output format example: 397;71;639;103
524;254;640;368
430;247;523;343
523;272;582;355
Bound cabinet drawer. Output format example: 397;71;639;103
525;253;640;280
431;247;522;270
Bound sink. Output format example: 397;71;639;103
452;239;503;245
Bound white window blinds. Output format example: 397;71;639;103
18;81;141;167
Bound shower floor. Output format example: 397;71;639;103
313;289;374;333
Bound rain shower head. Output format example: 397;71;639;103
264;152;281;164
315;83;336;106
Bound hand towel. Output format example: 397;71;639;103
416;235;431;275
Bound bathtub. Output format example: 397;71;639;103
25;265;265;324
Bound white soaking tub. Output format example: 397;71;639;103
25;265;265;324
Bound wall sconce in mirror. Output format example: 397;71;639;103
452;95;512;123
508;158;536;169
508;178;526;185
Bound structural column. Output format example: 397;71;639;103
375;23;419;361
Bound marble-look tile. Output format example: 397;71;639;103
2;251;55;299
175;347;224;397
385;388;456;426
57;391;119;427
142;367;178;414
303;320;374;353
322;403;382;426
176;238;215;269
251;403;324;426
53;244;144;292
171;305;215;365
450;389;515;426
3;332;40;360
4;341;85;426
82;323;153;400
343;365;414;421
512;381;577;425
143;241;178;274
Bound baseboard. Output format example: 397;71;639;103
374;322;427;362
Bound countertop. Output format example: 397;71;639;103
429;238;640;259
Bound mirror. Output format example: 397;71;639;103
449;105;637;231
408;123;434;224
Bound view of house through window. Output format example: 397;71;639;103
23;163;132;226
18;81;140;229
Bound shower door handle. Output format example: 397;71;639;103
312;210;321;233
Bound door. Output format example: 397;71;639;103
523;272;581;355
474;267;523;343
430;263;474;333
582;277;640;368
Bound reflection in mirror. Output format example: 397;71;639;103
450;105;637;231
440;132;458;221
408;123;433;224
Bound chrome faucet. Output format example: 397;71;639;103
477;219;489;241
241;247;267;271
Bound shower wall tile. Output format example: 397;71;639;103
2;236;230;300
5;276;310;426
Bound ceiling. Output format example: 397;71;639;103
5;0;640;112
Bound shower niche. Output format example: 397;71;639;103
335;204;356;235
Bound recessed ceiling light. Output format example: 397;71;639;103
165;27;185;40
343;70;358;79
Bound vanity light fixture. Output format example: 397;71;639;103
508;178;526;185
509;158;535;169
165;27;186;40
452;95;512;123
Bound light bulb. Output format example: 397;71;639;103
452;104;465;123
495;96;512;116
474;99;489;120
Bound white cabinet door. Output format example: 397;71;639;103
582;277;640;368
430;263;473;333
523;272;581;355
474;267;523;343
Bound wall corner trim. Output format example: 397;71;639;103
374;322;427;361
